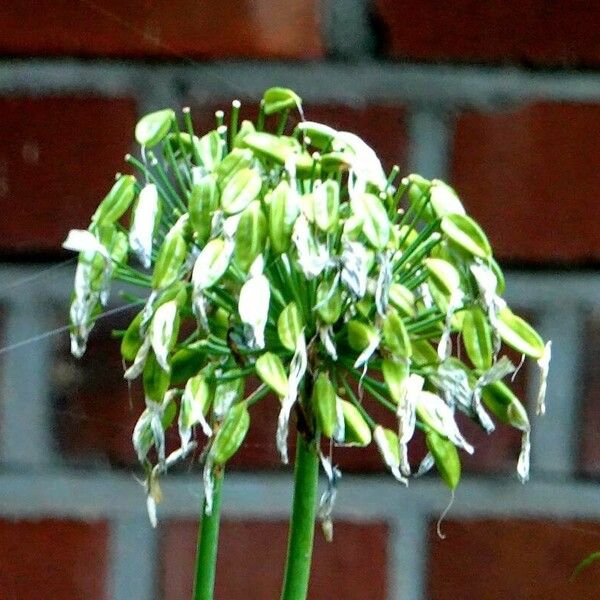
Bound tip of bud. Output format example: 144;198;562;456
232;99;241;108
182;106;190;114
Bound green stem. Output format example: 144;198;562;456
193;469;224;600
281;434;319;600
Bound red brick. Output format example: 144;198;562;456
451;102;600;263
161;519;388;600
374;1;600;67
0;96;136;254
428;518;600;599
52;305;142;466
578;311;600;477
0;518;109;600
0;1;323;59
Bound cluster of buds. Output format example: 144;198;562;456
64;88;551;527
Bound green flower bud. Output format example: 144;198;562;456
340;400;372;447
315;278;344;325
234;201;267;273
143;351;170;403
152;226;188;290
262;87;302;115
91;175;136;227
220;167;262;215
197;130;223;172
426;429;461;490
462;306;493;370
429;179;465;218
215;148;254;188
424;258;461;297
388;283;416;317
135;109;175;148
497;308;545;359
210;401;250;465
255;352;288;397
189;174;218;246
382;358;410;404
347;320;379;353
441;213;491;259
382;308;412;359
351;192;390;250
294;121;337;150
277;302;303;352
312;372;337;439
267;180;300;254
481;381;529;431
314;180;340;232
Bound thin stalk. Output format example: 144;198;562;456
193;468;224;600
280;433;319;600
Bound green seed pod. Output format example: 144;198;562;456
234;200;267;272
481;381;529;431
215;148;254;188
314;180;340;232
220;167;262;215
213;377;245;419
497;308;545;359
277;302;303;352
320;151;352;173
424;258;461;297
243;132;314;174
189;174;218;246
233;120;256;148
347;320;379;353
388;283;416;317
382;358;410;404
315;278;344;325
255;352;288;397
489;256;506;294
312;372;337;439
121;310;144;362
294;121;337;150
197;130;223;172
192;238;232;291
180;371;214;430
91;175;136;227
170;346;206;385
374;426;402;475
164;132;201;162
340;400;372;447
152;226;188;290
462;306;493;370
262;87;302;115
143;351;170;403
299;192;316;224
441;213;491;259
135;109;175;148
411;339;439;366
267;180;300;254
351;192;390;250
426;429;461;490
429;179;465;218
210;401;250;465
382;308;412;359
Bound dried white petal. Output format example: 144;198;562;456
374;426;407;484
416;452;435;477
319;325;338;361
417;391;474;454
317;450;342;542
63;229;110;260
517;428;531;483
129;183;159;269
292;215;331;279
238;274;270;349
334;131;387;189
132;409;153;462
470;261;506;354
353;332;380;369
536;341;552;416
203;457;215;515
179;379;213;442
419;282;434;310
150;300;177;372
333;394;345;444
340;241;369;299
375;251;393;317
397;373;423;475
124;335;152;380
437;290;463;361
277;333;308;464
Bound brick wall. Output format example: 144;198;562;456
1;2;599;599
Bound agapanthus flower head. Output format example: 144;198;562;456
64;88;550;525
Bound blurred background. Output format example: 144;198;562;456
1;1;600;599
